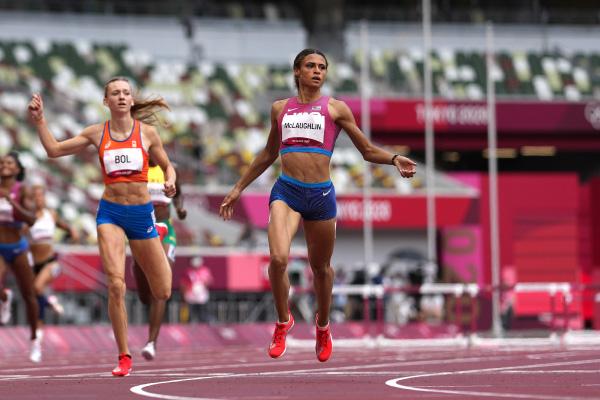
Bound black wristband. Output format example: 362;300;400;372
391;154;399;165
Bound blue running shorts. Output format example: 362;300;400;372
0;237;30;263
269;173;337;221
96;199;158;240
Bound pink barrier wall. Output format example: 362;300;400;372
341;97;600;134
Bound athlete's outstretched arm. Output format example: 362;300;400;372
28;93;97;158
53;209;81;244
219;100;284;221
330;98;417;178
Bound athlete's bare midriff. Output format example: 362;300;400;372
103;181;151;205
30;243;54;263
281;152;331;183
0;225;22;244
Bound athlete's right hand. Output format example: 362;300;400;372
28;93;44;122
219;188;241;221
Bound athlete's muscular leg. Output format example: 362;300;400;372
303;218;336;327
0;258;7;302
97;224;129;354
34;262;56;296
267;201;301;323
130;237;171;301
145;243;173;341
133;258;153;305
132;241;172;344
11;252;39;340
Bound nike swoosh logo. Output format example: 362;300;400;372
322;189;332;196
288;107;299;111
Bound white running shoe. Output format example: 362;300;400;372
36;328;44;343
47;295;65;316
141;342;155;360
0;289;13;325
30;338;42;363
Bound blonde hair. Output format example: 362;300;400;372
104;77;171;127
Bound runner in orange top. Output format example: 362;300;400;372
98;119;150;185
28;77;176;376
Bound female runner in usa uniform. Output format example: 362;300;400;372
220;49;417;362
28;77;176;376
0;152;40;362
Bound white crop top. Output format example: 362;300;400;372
28;209;56;244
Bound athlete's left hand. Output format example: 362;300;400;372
394;156;418;178
176;208;187;220
163;181;176;198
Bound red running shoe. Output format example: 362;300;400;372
112;353;132;376
268;311;294;359
155;223;168;241
315;314;332;362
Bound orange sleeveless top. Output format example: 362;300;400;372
98;120;149;185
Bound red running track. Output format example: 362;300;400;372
1;335;600;399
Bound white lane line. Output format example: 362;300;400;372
129;354;577;400
1;353;516;382
131;375;238;400
0;356;314;377
0;375;30;380
500;370;600;374
386;358;600;400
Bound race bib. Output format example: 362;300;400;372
282;112;325;146
103;148;144;177
147;182;172;205
0;198;14;223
